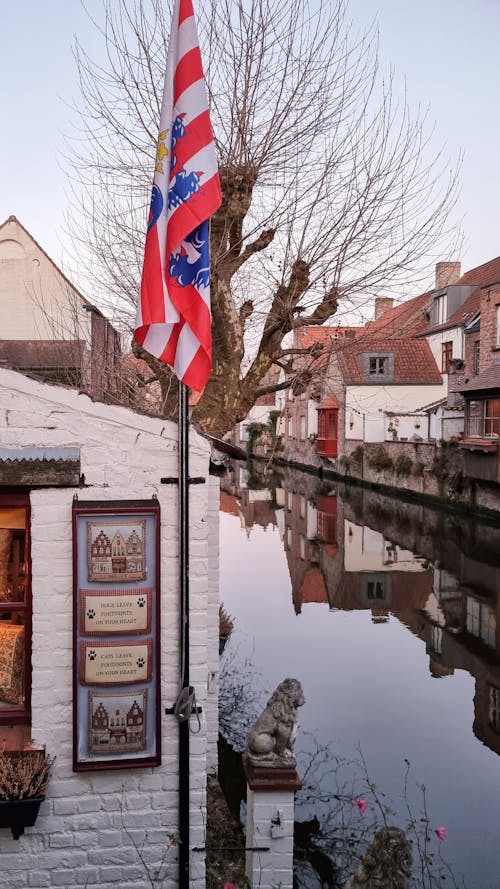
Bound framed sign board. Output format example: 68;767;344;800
72;499;161;771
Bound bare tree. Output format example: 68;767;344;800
66;0;461;437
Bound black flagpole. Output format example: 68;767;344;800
178;380;190;889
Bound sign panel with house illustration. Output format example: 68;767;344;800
87;521;146;582
88;689;148;755
73;501;161;770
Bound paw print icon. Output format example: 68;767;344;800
87;608;96;620
88;650;97;661
137;597;146;607
136;657;145;668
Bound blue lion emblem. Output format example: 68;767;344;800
168;169;203;210
169;224;210;289
147;184;163;231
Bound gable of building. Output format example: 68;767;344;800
0;216;121;400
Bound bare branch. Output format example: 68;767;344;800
65;0;462;437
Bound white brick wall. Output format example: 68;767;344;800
206;475;220;771
246;788;295;889
0;368;213;889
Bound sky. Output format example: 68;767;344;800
1;0;499;300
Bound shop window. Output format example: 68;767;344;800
496;305;500;347
0;495;31;724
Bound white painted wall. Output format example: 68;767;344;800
306;503;317;539
206;476;221;772
0;368;213;889
308;400;318;436
425;328;464;369
344;521;427;573
0;218;92;345
240;404;274;441
345;384;446;441
384;412;427;441
429;408;464;441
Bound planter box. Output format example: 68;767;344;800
0;795;44;839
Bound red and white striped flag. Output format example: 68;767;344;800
135;0;221;391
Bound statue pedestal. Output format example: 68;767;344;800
243;754;302;889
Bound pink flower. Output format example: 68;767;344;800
435;826;447;841
354;796;367;814
223;884;237;889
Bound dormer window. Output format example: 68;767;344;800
359;351;394;381
369;356;388;375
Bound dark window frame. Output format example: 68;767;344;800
369;356;388;375
441;341;453;373
474;340;480;375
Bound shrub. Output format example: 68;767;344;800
394;454;413;476
219;604;235;638
351;445;364;464
367;446;393;472
0;749;54;800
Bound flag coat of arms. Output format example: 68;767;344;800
135;0;221;391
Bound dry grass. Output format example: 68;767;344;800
0;749;54;800
206;774;247;889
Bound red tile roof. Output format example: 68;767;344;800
298;567;328;604
318;395;339;409
295;325;361;369
336;337;442;384
219;491;241;516
456;256;500;287
295;326;360;349
362;292;431;339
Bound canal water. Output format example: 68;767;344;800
218;462;500;889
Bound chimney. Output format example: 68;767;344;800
435;261;461;290
374;297;394;320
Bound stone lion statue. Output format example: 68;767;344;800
246;678;305;767
344;826;412;889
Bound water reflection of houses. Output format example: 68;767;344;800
222;463;500;759
278;469;432;619
418;556;500;754
341;487;500;756
220;467;277;536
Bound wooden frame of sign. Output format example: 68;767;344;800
72;499;161;771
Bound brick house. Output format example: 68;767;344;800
459;277;500;483
317;337;444;460
281;326;360;465
0;216;121;402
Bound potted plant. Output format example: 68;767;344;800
0;748;54;839
219;604;235;654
